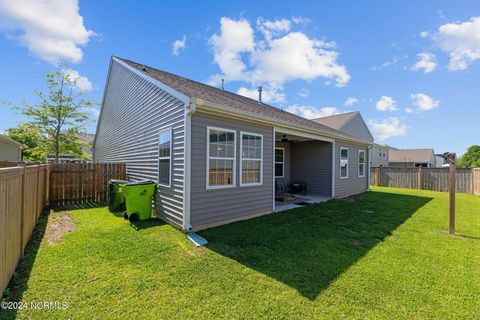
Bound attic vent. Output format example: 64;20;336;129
258;86;263;103
142;65;147;72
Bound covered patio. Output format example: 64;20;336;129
273;129;334;212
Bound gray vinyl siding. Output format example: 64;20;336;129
339;114;374;143
335;140;369;198
93;59;186;227
190;112;273;228
0;142;20;161
275;141;291;185
291;140;332;196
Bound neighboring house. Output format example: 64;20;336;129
435;154;448;167
371;143;397;167
94;57;373;231
78;133;95;158
389;149;436;168
0;134;22;162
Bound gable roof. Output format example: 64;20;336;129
114;57;372;144
0;134;22;148
389;149;435;162
311;111;358;130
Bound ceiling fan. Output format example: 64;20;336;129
280;135;299;143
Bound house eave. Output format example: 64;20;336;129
192;98;373;146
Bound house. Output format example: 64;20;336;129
389;149;436;168
78;133;95;159
0;134;22;162
93;57;373;231
434;154;448;167
370;143;397;167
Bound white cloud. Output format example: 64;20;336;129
411;52;437;73
375;96;398;112
291;16;311;25
405;107;414;113
410;93;440;111
285;104;339;119
82;106;100;118
0;0;94;63
435;16;480;70
368;117;408;141
209;16;350;89
63;68;92;91
209;17;254;81
298;88;309;97
172;35;186;56
420;31;429;38
345;97;358;106
237;86;286;103
257;18;291;40
251;32;350;87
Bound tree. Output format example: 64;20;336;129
5;123;43;162
458;145;480;168
6;67;95;163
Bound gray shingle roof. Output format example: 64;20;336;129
311;112;358;130
117;57;369;143
389;149;435;162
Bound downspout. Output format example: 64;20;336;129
183;101;197;231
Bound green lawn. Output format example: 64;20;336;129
1;187;479;319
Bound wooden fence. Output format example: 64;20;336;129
371;167;480;194
49;162;127;207
0;165;49;297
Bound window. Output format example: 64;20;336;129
207;127;236;189
275;148;284;178
158;128;172;187
358;150;366;177
240;132;263;186
340;147;348;179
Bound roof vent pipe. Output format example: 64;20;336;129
258;86;263;103
221;79;224;91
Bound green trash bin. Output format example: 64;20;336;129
108;179;129;212
122;180;156;222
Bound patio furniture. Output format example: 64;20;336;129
290;181;307;195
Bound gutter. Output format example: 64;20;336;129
183;101;197;231
191;98;373;146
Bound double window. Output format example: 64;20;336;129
340;147;349;179
240;132;263;186
358;150;366;177
207;127;236;189
275;148;284;178
158;128;172;187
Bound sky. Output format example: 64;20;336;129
0;1;479;155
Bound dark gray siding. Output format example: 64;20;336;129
275;141;291;186
335;140;369;198
94;59;186;227
190;112;274;228
291;140;332;196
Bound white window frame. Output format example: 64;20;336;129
158;127;172;188
340;147;349;179
358;149;366;178
274;147;285;178
240;131;263;187
206;126;236;190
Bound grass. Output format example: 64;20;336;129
1;187;479;319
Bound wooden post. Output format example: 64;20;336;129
19;165;26;255
447;153;456;235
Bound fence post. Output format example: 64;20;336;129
19;165;26;255
417;167;423;190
